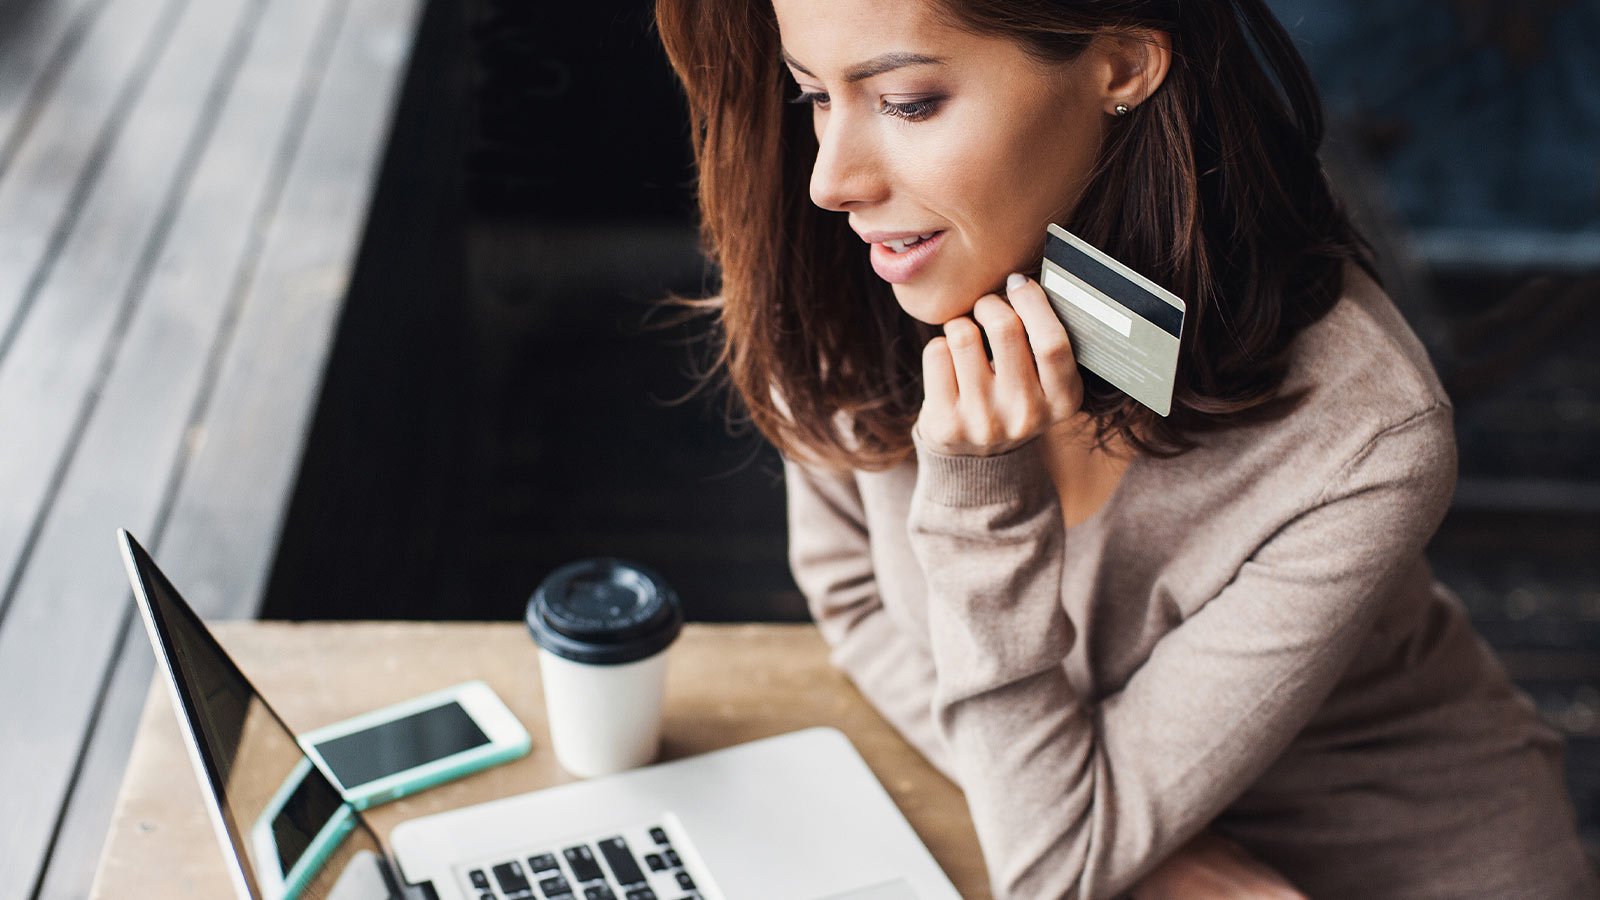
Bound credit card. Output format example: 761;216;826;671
1037;224;1185;416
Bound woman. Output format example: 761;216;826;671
652;0;1599;897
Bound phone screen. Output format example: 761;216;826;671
271;764;346;876
312;700;490;789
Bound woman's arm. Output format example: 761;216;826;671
782;452;960;784
786;448;1306;900
907;404;1457;900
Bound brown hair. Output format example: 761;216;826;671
653;0;1375;471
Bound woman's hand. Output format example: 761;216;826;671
1129;829;1309;900
915;273;1085;457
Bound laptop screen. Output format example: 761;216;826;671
123;533;395;899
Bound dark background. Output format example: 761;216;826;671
263;2;801;625
258;0;1600;856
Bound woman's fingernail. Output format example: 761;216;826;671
1006;272;1027;293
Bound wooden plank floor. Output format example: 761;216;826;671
0;0;425;894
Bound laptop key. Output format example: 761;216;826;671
649;827;669;846
598;836;647;886
540;874;572;895
625;890;657;900
643;853;666;872
529;853;560;873
494;860;532;895
564;845;606;882
583;886;616;900
675;872;696;891
663;850;681;869
470;870;491;890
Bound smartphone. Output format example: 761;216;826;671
298;680;531;810
249;757;358;900
246;764;406;900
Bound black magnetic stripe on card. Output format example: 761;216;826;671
1043;235;1184;338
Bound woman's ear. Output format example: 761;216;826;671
1092;29;1172;115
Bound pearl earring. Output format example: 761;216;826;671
1113;103;1131;117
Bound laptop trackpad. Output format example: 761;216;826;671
816;879;920;900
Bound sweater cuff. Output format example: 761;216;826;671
911;428;1052;508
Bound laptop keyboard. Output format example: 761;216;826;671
458;816;712;900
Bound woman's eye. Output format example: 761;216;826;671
788;90;830;109
881;97;941;122
786;91;943;123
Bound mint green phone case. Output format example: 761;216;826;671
249;758;358;900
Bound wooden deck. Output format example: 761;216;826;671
0;0;425;895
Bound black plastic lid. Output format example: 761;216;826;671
525;558;682;665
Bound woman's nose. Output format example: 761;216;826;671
809;116;885;212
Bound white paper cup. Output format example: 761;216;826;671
526;558;682;778
537;647;669;776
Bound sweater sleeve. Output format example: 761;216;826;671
781;453;961;785
907;404;1458;900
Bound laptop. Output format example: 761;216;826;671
118;529;963;900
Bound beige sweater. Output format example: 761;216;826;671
782;264;1598;899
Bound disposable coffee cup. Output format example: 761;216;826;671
525;557;683;778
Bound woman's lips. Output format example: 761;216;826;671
869;231;946;283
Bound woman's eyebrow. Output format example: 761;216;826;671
780;49;948;83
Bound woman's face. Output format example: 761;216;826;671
772;0;1111;325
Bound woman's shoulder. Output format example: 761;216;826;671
1279;260;1453;437
1159;263;1457;517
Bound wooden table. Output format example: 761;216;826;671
91;621;990;898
